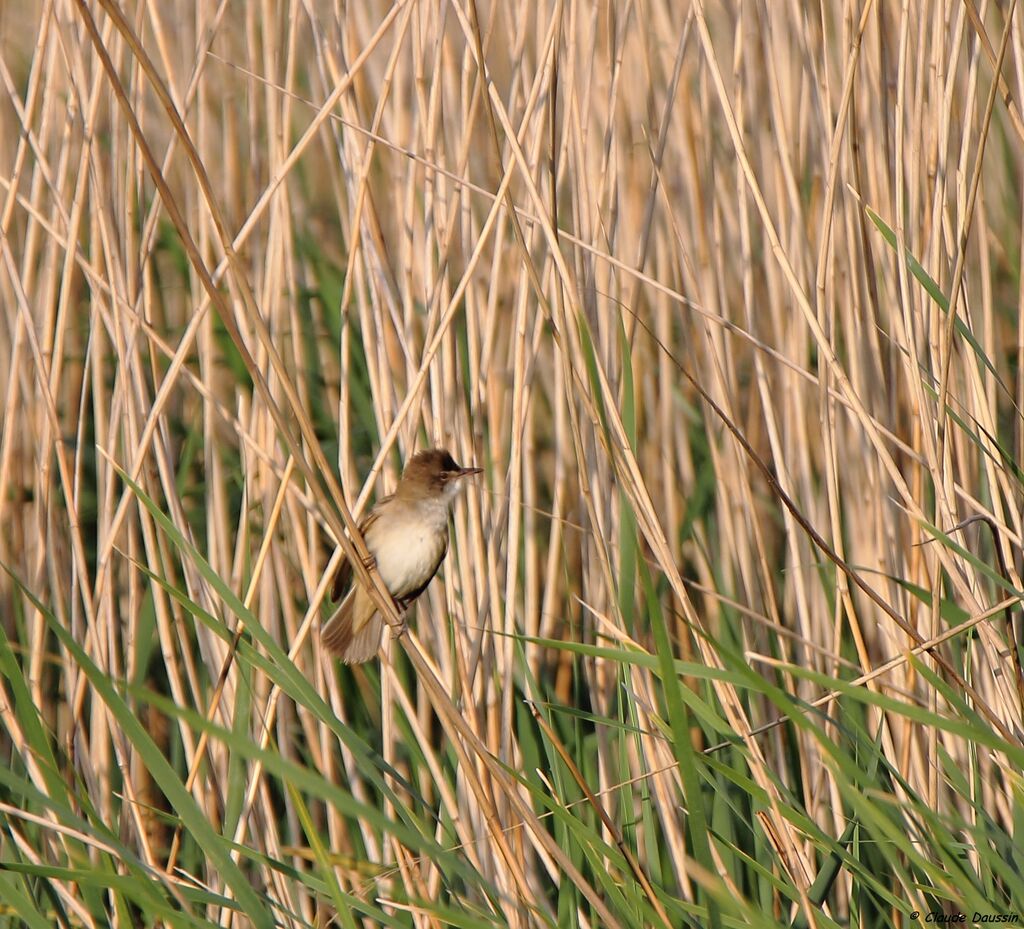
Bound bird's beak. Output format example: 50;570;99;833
457;466;483;478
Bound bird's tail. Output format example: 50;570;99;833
321;587;384;664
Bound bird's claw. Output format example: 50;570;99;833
361;554;377;572
387;617;408;639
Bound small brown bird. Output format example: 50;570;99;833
321;448;482;663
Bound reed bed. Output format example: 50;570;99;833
1;1;1022;926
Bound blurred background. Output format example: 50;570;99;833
1;2;1022;927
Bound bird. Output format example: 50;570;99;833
321;448;482;663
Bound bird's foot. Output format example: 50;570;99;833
386;617;408;639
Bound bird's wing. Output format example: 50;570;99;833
330;495;392;602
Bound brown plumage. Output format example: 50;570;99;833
321;449;481;663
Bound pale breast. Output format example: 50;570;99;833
364;504;450;598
